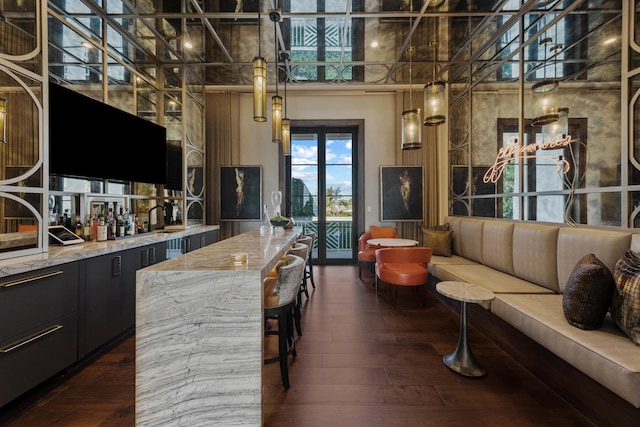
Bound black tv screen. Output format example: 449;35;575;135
166;143;183;190
49;82;167;185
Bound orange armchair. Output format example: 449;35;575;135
357;227;399;280
357;231;376;279
375;247;432;305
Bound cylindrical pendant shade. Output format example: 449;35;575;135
281;118;291;156
401;109;422;150
253;57;267;122
423;81;446;126
541;107;568;149
272;95;282;143
531;79;559;126
0;98;6;143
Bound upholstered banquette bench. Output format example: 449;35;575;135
426;216;640;426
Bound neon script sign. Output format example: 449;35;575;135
483;134;577;184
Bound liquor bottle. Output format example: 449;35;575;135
107;207;116;240
97;216;107;241
83;214;92;241
61;209;71;230
123;208;132;235
116;208;125;237
91;208;99;241
74;215;83;237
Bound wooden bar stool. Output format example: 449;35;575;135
286;242;309;337
295;235;313;298
302;232;316;289
263;254;306;390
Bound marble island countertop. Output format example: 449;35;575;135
135;228;299;426
140;228;295;273
0;225;219;279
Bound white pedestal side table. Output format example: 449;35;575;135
436;281;495;377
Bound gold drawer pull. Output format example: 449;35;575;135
0;325;64;353
0;270;64;289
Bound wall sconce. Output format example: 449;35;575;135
253;6;267;122
424;41;446;126
0;98;6;144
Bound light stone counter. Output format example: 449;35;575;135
135;228;299;426
0;225;219;279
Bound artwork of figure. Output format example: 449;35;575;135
400;169;412;216
380;165;422;221
235;167;245;216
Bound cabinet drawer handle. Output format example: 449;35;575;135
0;325;64;353
0;270;64;289
112;255;122;277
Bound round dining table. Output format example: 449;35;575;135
367;238;419;247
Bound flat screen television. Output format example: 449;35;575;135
49;82;167;185
166;143;183;190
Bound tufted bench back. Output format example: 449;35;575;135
444;215;637;294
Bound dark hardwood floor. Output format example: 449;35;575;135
0;266;593;426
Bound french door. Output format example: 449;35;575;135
287;126;358;265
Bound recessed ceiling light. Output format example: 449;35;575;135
81;41;92;49
370;41;379;48
603;37;616;45
184;40;193;49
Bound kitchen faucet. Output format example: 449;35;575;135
147;204;167;231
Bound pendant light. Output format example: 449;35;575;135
401;2;421;150
423;40;446;126
541;107;568;149
0;98;6;143
271;9;282;144
253;5;267;122
281;52;291;156
531;29;560;126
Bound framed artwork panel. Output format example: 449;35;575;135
380;165;423;221
220;165;262;221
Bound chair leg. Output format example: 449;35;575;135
294;292;303;337
277;312;290;390
308;258;315;289
287;310;297;358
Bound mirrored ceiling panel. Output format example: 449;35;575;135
43;0;622;89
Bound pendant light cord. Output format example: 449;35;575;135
274;19;278;96
408;0;413;109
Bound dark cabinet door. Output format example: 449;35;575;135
0;264;79;407
201;230;219;246
121;242;166;330
79;254;123;358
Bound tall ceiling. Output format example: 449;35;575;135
35;1;625;90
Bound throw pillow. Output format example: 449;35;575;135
371;225;396;239
423;229;453;257
562;253;614;330
423;223;450;232
612;250;640;346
